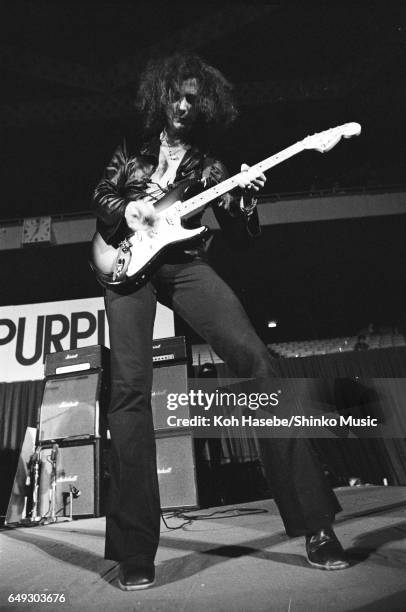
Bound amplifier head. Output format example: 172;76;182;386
152;336;189;365
45;345;110;377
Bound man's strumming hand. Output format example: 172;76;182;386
124;198;158;232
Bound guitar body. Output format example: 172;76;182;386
91;181;209;289
91;221;208;288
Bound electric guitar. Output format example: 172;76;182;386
91;122;361;288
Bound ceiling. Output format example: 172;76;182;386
1;1;406;220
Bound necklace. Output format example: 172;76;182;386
161;131;189;162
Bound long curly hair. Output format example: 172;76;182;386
135;53;238;143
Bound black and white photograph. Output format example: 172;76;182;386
1;2;405;610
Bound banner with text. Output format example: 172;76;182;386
0;297;174;382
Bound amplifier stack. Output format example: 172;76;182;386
152;336;199;510
35;345;110;521
6;337;198;525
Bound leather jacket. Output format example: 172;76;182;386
93;135;260;254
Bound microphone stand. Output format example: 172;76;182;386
50;444;58;523
20;447;41;525
34;441;81;525
45;443;80;524
31;448;41;522
42;443;59;524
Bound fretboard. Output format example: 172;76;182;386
172;139;305;218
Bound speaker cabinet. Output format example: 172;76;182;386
38;371;107;442
37;440;107;518
156;431;198;510
152;356;197;509
151;363;189;431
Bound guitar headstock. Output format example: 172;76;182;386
302;122;361;153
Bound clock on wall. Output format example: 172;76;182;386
22;216;52;246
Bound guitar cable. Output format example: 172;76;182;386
161;506;268;530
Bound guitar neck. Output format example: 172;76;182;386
173;140;305;218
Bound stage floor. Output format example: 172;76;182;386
1;486;405;611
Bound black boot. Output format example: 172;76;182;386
305;528;349;570
118;560;155;591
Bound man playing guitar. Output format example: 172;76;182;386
93;53;349;591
